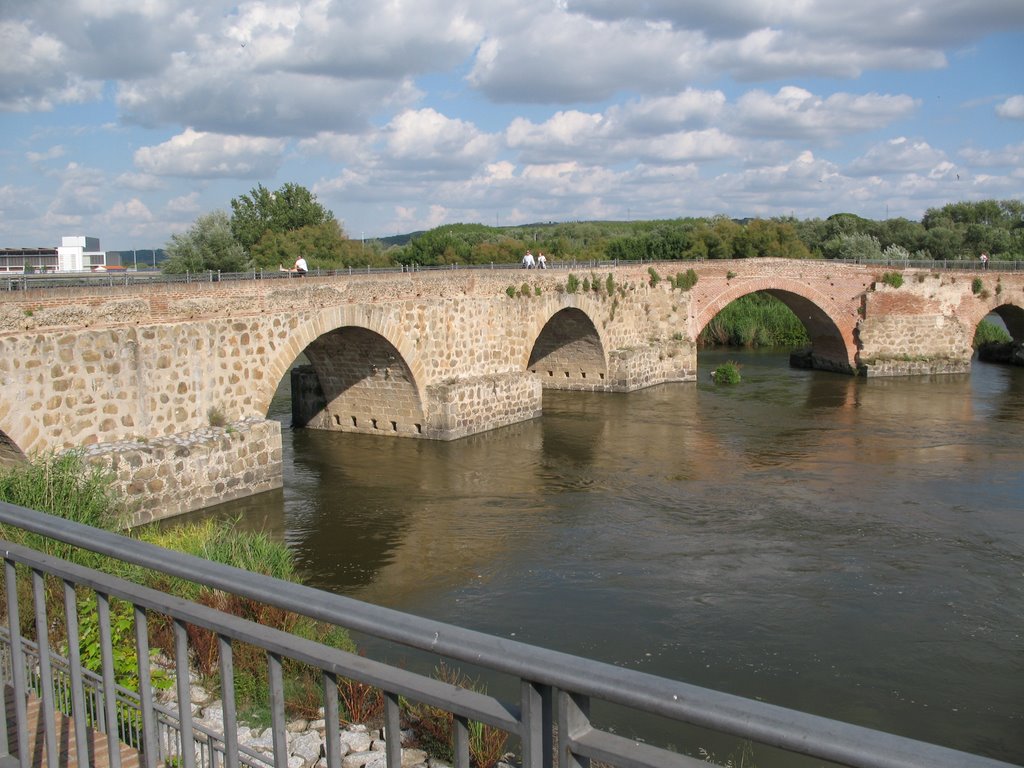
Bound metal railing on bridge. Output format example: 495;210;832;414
2;258;1022;292
0;502;1017;768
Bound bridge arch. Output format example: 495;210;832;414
256;305;427;435
524;302;610;389
969;300;1024;343
693;279;858;373
0;427;27;468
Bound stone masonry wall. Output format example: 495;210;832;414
84;417;282;526
858;274;980;375
1;261;1020;519
425;371;542;440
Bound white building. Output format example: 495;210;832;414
57;236;107;271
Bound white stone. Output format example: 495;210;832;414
341;751;387;768
244;729;276;754
290;731;324;764
340;731;372;754
401;748;428;767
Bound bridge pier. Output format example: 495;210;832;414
86;418;283;527
292;365;543;440
605;339;696;390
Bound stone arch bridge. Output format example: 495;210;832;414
1;259;1021;523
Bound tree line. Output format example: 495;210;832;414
163;190;1024;273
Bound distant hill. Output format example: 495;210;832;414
376;231;425;247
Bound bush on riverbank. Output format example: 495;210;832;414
699;293;809;348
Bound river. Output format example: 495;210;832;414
180;349;1024;765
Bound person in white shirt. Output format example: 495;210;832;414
537;252;547;269
522;251;536;269
293;256;308;275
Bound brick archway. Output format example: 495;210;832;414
692;279;859;373
967;300;1024;342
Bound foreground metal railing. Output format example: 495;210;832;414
0;502;1016;768
0;631;272;768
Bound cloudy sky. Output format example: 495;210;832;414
2;0;1023;251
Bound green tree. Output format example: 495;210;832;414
251;221;344;270
922;226;963;260
876;217;925;254
230;183;336;253
162;210;247;274
823;233;883;261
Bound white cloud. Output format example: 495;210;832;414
847;137;948;176
467;10;710;103
996;95;1024;119
133;129;286;178
0;0;1022;247
113;171;163;191
26;145;66;163
105;197;154;223
0;20;101;111
734;87;918;139
383;109;499;170
50;162;106;216
0;184;41;221
165;192;202;214
959;142;1024;168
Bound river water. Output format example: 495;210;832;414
186;349;1024;765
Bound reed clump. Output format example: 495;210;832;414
699;293;809;348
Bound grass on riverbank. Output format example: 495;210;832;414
0;451;355;723
0;452;507;765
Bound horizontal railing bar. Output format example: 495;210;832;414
0;538;522;734
570;727;707;768
0;503;1016;768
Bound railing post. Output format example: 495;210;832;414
218;635;239;768
96;591;121;768
134;605;159;768
173;618;196;768
385;692;402;768
322;673;341;768
32;569;58;768
4;559;28;766
268;652;287;768
558;691;591;768
453;714;470;768
62;580;91;768
520;681;553;768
